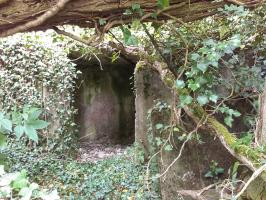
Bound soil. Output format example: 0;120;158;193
77;142;128;163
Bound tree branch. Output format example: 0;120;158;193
52;26;98;46
0;0;71;37
0;0;264;37
148;60;266;181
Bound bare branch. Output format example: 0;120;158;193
235;164;266;199
52;26;98;46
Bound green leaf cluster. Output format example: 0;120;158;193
120;26;139;46
0;165;59;200
204;160;224;179
12;105;49;143
219;105;241;127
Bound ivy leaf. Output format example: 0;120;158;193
124;9;133;15
121;27;138;46
155;123;164;130
99;18;106;26
224;116;233;127
232;111;241;117
195;76;208;85
18;184;38;200
197;95;209;106
179;95;193;107
175;80;185;89
209;94;218;103
215;167;224;174
230;34;241;48
155;137;163;146
197;62;208;73
188;80;200;91
132;3;141;11
164;144;173;151
126;35;138;46
191;53;200;61
204;171;213;178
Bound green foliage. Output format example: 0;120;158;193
131;3;143;15
0;112;12;132
3;144;160;200
0;106;48;148
0;35;79;152
111;51;120;63
157;0;169;9
230;161;239;188
120;26;139;46
175;79;185;89
12;105;49;142
218;5;248;17
179;95;193;107
183;34;242;98
98;18;106;26
0;107;58;199
196;95;209;106
219;105;241;127
124;3;143;16
0;165;60;200
204;160;224;179
232;133;254;150
0;112;12;149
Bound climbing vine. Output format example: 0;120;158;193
0;34;79;151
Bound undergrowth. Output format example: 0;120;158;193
2;142;160;200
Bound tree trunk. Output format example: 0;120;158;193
0;0;261;37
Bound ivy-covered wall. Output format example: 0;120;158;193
0;35;79;151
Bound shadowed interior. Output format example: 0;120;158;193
74;57;135;145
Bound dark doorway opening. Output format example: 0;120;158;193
73;56;135;146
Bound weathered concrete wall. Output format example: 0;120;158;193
135;65;173;155
75;62;135;144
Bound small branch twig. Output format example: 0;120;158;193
141;23;177;77
234;164;266;199
52;26;98;46
52;26;103;70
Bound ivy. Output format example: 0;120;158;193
219;105;241;127
0;35;79;151
157;0;169;9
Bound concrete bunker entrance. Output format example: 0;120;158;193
74;57;135;146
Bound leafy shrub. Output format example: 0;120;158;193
3;144;160;200
0;166;60;200
0;35;79;151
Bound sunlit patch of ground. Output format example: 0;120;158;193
77;142;128;163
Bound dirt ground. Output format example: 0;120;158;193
77;142;128;163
